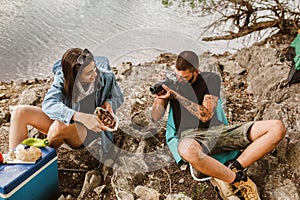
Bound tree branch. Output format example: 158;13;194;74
202;20;278;41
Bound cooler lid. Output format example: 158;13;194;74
0;146;57;194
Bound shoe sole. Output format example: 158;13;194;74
210;178;240;200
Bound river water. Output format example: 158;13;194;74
0;0;257;82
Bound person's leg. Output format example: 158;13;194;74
9;105;54;150
178;138;236;183
178;120;286;182
178;126;258;200
223;120;285;200
236;120;286;168
46;120;88;149
9;105;89;150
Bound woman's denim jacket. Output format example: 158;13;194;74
42;56;124;125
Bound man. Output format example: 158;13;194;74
151;51;286;200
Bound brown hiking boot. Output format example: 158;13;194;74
232;177;261;200
210;177;240;200
226;160;261;200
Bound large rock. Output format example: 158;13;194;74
214;38;300;199
238;42;300;178
17;84;50;106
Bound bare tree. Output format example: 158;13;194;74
163;0;300;41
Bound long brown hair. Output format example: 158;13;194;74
61;48;95;100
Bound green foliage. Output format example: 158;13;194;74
162;0;172;7
190;182;209;198
161;0;217;16
162;0;215;9
188;0;212;9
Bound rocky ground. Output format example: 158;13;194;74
0;33;300;200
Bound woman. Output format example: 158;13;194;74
9;48;123;150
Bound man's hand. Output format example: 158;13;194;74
156;85;177;100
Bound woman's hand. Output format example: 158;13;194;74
101;102;113;114
73;112;107;132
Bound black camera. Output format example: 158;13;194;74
150;78;177;94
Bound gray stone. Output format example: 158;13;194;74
134;185;161;200
77;170;101;199
272;180;299;200
286;141;300;176
116;191;134;200
93;185;106;195
221;60;246;75
165;193;192;200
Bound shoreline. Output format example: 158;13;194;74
1;37;300;199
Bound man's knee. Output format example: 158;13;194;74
272;120;286;141
254;120;286;143
178;138;205;162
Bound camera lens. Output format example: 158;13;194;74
150;84;163;94
149;86;157;94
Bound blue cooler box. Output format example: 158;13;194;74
0;147;59;200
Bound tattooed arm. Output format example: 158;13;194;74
162;85;218;123
177;93;218;123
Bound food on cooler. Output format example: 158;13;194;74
15;146;42;162
21;138;49;147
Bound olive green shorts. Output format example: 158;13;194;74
180;121;255;155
